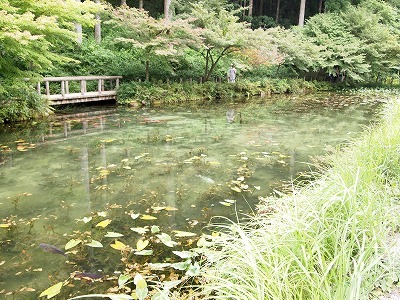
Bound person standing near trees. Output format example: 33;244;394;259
227;64;237;83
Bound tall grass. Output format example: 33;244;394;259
196;99;400;299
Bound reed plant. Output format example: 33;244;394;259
195;98;400;299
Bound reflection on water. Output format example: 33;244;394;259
0;93;382;298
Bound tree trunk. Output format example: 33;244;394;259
75;0;82;44
275;0;280;23
318;0;323;13
248;0;253;16
259;0;264;15
145;60;149;81
94;0;101;43
298;0;306;26
121;0;127;5
164;0;172;23
139;0;143;9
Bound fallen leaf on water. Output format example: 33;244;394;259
230;186;242;193
39;282;63;299
96;219;111;228
219;201;232;207
172;250;195;258
165;206;178;211
99;169;110;176
130;213;140;220
104;232;124;238
86;240;103;248
157;233;178;247
136;239;149;251
151;206;166;211
130;227;149;234
140;214;157;220
65;239;82;250
134;249;153;256
19;287;35;292
81;217;92;223
110;240;127;251
172;230;197;237
151;225;160;233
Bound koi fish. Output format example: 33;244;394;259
39;243;67;256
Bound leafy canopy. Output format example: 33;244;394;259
0;0;102;79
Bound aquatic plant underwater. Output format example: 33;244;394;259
0;94;385;299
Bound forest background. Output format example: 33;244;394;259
0;0;399;122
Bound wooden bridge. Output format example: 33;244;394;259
37;76;122;105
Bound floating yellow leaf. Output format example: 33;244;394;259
140;214;157;220
96;219;111;228
230;186;242;193
65;239;82;250
123;166;132;170
0;224;10;228
219;201;232;207
39;282;63;299
151;206;166;211
172;230;197;237
99;169;110;176
136;239;149;251
110;240;127;251
165;206;178;211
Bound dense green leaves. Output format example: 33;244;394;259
0;0;101;78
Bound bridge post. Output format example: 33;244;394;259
61;81;65;97
98;79;102;95
45;81;50;96
80;80;86;95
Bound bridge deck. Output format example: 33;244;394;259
48;91;117;105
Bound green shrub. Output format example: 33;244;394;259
0;81;52;123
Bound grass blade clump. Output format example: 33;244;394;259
196;99;400;300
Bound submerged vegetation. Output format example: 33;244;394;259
0;94;385;299
193;98;400;299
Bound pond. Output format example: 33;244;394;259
0;92;383;299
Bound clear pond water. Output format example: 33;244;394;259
0;93;383;298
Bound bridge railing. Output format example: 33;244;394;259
37;76;122;104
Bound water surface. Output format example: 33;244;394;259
0;93;382;298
